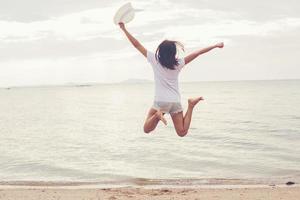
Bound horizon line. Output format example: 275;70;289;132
1;78;299;89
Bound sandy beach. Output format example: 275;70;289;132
0;185;299;200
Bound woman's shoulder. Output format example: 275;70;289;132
147;51;157;64
175;57;185;70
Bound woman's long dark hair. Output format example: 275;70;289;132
155;40;184;70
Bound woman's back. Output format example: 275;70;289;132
147;51;185;102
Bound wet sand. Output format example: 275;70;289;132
0;185;299;200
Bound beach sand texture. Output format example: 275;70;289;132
0;186;299;200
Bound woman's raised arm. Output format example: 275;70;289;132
119;23;147;57
184;42;224;65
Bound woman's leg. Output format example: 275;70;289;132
143;108;167;133
171;97;203;137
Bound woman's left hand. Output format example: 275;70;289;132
215;42;224;48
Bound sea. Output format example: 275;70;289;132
0;80;299;186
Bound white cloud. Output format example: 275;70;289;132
0;1;240;42
160;17;300;47
0;6;120;42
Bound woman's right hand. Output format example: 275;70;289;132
119;22;125;30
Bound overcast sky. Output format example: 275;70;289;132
0;0;300;87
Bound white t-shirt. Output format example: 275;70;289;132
147;51;185;102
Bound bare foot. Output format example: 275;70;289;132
156;110;167;125
188;97;204;108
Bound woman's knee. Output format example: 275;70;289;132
176;129;188;137
143;126;153;134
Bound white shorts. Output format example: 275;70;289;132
152;101;183;114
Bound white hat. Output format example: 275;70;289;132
113;2;135;25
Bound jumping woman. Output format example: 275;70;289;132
119;22;224;137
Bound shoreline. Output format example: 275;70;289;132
0;185;299;200
0;177;298;188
